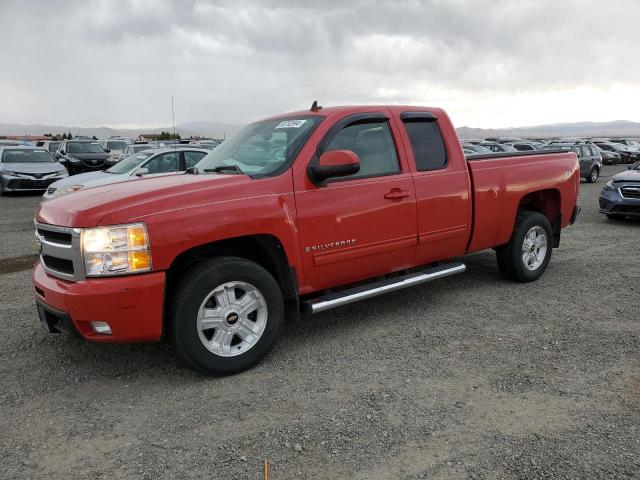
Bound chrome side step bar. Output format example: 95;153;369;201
302;262;466;314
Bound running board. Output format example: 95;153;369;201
302;262;466;314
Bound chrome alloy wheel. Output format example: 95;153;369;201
196;281;268;357
521;226;548;271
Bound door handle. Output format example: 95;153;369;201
384;189;410;200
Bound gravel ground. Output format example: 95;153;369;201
0;165;638;479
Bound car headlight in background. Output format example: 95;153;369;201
82;223;152;276
56;169;68;176
50;185;84;197
602;180;617;192
1;171;20;176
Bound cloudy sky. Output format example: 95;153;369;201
1;0;639;129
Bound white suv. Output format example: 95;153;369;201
98;139;130;162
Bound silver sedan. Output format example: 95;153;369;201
43;147;209;199
0;146;68;194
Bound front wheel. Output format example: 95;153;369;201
170;257;284;375
496;211;553;282
586;167;599;183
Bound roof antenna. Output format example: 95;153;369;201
310;100;322;112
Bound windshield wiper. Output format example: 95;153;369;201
203;165;245;175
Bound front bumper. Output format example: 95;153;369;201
599;190;640;217
32;262;165;343
1;174;66;192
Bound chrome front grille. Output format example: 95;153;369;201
620;185;640;200
35;222;85;281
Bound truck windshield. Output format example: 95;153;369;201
195;116;323;177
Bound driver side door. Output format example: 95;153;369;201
294;113;418;292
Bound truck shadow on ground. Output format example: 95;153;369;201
36;251;501;384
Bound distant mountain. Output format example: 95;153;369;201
3;119;639;141
0;121;241;140
457;120;640;139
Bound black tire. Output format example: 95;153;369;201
607;214;625;221
169;256;284;375
496;211;553;283
586;167;599;183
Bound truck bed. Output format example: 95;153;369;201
465;150;580;253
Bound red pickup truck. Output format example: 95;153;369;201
33;105;580;374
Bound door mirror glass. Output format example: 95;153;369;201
309;150;360;185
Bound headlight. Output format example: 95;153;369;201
56;169;68;176
51;185;83;197
82;223;152;276
602;180;617;192
2;171;20;176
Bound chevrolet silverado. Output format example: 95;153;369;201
33;104;581;374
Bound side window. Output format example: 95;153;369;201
590;146;598;157
184;151;207;169
324;120;399;179
144;152;179;174
402;119;447;171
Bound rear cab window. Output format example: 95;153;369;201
400;112;447;171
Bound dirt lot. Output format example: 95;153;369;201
0;165;638;479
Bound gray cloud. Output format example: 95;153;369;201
1;0;638;127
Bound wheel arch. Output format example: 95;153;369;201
517;188;562;247
164;234;298;338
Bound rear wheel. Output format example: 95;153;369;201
496;211;553;282
170;257;284;375
586;167;599;183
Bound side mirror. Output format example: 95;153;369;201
59;150;66;156
309;150;360;185
104;148;111;153
134;167;149;177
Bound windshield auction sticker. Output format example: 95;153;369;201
275;120;307;129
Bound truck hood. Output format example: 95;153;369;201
36;173;256;227
612;169;640;183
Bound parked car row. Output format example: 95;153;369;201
462;136;640;166
0;139;213;195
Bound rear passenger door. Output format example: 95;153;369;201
396;112;472;265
